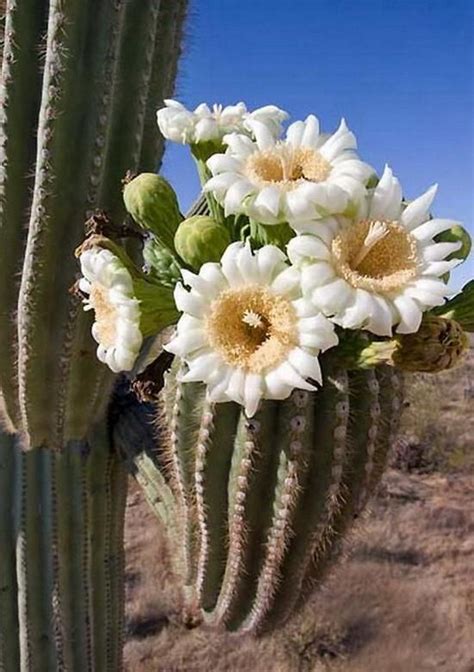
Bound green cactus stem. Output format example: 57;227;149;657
0;0;187;447
119;354;403;635
0;427;127;672
0;0;187;668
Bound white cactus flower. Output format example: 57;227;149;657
204;114;373;226
165;242;338;417
287;166;463;336
156;99;288;144
79;248;143;372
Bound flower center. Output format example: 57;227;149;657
206;286;298;372
90;285;118;347
244;144;331;191
331;219;419;293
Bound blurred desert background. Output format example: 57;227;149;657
123;350;474;672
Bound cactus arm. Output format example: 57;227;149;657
0;433;20;671
205;402;281;627
55;448;93;671
105;457;128;672
194;402;240;611
0;0;47;427
239;391;316;633
17;0;126;447
296;367;402;605
98;0;162;224
139;0;187;171
165;372;207;587
16;448;58;671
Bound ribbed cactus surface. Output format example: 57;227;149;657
120;355;403;635
0;428;126;671
0;0;186;446
0;1;187;669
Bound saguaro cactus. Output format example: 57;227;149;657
0;0;187;669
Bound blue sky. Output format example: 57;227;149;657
161;0;473;287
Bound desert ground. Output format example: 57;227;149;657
123;353;474;672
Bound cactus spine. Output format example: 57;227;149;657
0;0;187;668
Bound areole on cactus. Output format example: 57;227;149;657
0;1;473;670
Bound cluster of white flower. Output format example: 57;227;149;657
78;99;466;417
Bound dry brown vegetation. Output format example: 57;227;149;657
124;352;474;672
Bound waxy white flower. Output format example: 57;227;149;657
287;166;463;336
204;114;373;226
79;248;143;372
157;99;288;145
165;242;338;417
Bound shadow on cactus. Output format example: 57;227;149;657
0;2;472;667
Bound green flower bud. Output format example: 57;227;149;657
174;215;231;269
435;224;471;262
143;239;182;288
123;173;182;252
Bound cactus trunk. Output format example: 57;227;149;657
0;427;127;672
0;0;187;668
123;356;403;634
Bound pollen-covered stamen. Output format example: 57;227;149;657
352;221;390;268
89;285;118;347
206;286;298;372
245;144;331;191
331;219;419;293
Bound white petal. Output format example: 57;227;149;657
264;370;293;400
301;262;335;293
288;347;322;383
287;234;331;266
411;218;460;242
319;119;356;162
286;120;306;147
243;373;264;417
271;266;300;295
207;154;241;175
246;119;275;151
301;115;320;147
204;173;239;199
256;245;287;283
224;179;254;215
236;243;260;284
401;184;438;231
422;259;459;276
165;329;207;357
393;295;423;334
226;368;246;405
366;295;394;336
199;262;228;289
253;185;281;218
368;165;402;221
422;241;462;261
223;132;255;157
180;353;220;382
273;361;316;392
173;283;207;317
311;279;354;313
220;242;245;285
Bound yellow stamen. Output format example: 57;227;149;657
245;144;331;191
90;285;117;347
331;219;418;293
206;286;298;373
352;221;390;268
